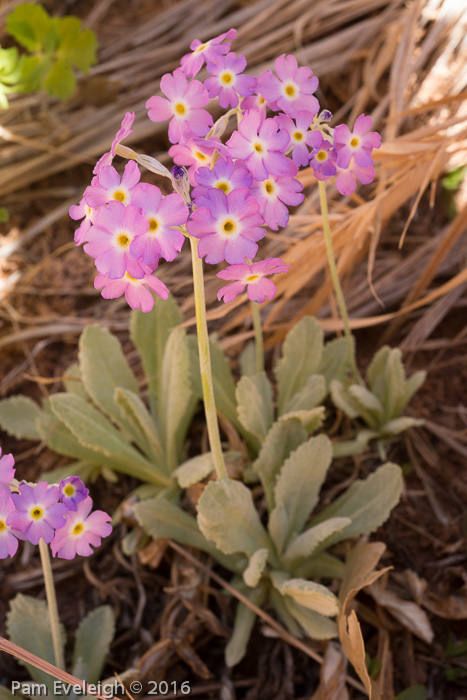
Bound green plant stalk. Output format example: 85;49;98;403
189;235;228;480
318;180;362;384
38;539;64;670
251;301;264;374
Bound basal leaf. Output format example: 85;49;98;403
253;418;307;511
274;317;323;415
280;374;326;413
283;596;338;639
272;434;333;546
239;341;256;377
402;370;426;410
0;395;42;440
209;334;241;430
63;363;89;399
197;478;272;557
114;388;165;470
271;571;339;617
225;582;266;667
243;548;269;588
6;594;65;692
318;336;351;388
73;606;115;684
347;385;385;428
278;406;325;434
283;517;352;566
236;372;274;449
330;379;360;419
173;452;214;488
311;462;403;543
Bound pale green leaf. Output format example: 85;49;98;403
243;548;269;588
73;606;115;684
402;370;426;410
272;434;333;546
79;325;140;429
6;594;65;692
0;396;42;440
274;317;324;414
0;686;16;700
268;501;289;555
311;462;403;543
283;517;352;566
225;582;266;667
270;588;303;637
209;334;241;429
197;478;272;557
130;294;182;414
278;406;325;433
331;431;374;458
318;336;351;388
347;385;385;428
384;348;407;420
44;58;76;99
367;346;391;390
63;363;89;399
173;453;214;488
330;379;360;419
114;388;165;469
294;552;346;580
253;418;307;511
41;461;99;486
271;571;339;617
381;416;424;436
236;372;274;448
281;374;326;413
49;393;169;486
283;596;338;639
239;341;256;377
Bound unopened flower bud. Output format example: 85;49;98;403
171;165;191;206
319;109;332;121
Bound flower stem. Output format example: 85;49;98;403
38;539;64;670
318;180;362;384
251;301;264;374
189;236;228;480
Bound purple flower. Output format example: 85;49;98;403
187;188;265;264
250;166;304;230
59;476;89;512
95;268;169;312
51;496;112;560
257;54;319;117
192;156;252;200
84;162;141;208
69;197;97;246
0;448;15;485
205;52;256;109
335;162;375;196
275;111;322;167
146;69;213;144
8;482;68;545
93;112;135;176
84;201;149;280
241;93;268;118
169;138;219;185
130;183;188;263
180;29;237;78
333;114;381;169
0;490;19;559
309;139;337;180
226;111;290;181
217;258;291;303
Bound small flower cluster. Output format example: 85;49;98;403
70;29;381;312
0;448;111;560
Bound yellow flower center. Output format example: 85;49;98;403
265;181;274;194
113;190;126;202
63;484;75;497
258;96;265;105
125;272;138;282
117;234;130;247
246;275;260;282
222;220;235;234
174;102;186;115
293;131;304;141
31;507;43;520
196;42;208;53
216;181;230;193
195;151;207;160
73;523;84;535
254;143;263;153
220;72;233;84
285;84;296;97
148;218;159;232
0;520;6;531
316;151;327;162
350;137;359;147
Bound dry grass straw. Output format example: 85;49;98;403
0;0;466;345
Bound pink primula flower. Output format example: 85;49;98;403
226;110;290;181
84;201;149;279
0;490;19;559
95;267;169;312
93;112;135;175
309;139;337;180
187;188;265;264
192;156;252;200
84;162;141;208
0;448;15;485
217;258;291;303
205;52;256;109
8;482;68;546
275;111;322;167
51;496;112;560
146;69;213;144
180;29;237;78
335;162;375;197
130;183;188;264
250;166;304;230
69;197;97;246
257;54;319;118
333;114;381;169
169;137;224;185
59;476;89;512
241;93;268;118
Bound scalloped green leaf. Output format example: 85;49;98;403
243;548;269;588
7;4;57;53
274;317;324;415
225;582;266;667
236;372;274;449
72;606;115;684
283;596;338;639
0;396;42;440
173;452;214;488
283;517;352;566
271;571;339;617
56;16;97;73
43;57;75;99
318;336;351;388
278;406;325;433
239;340;256;377
114;387;165;469
280;374;326;413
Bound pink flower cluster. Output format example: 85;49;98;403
0;447;111;560
70;29;381;310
